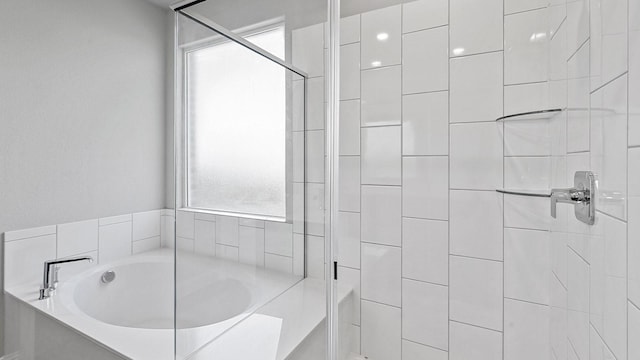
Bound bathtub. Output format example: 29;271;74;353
6;249;318;360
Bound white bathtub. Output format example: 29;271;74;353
6;249;308;360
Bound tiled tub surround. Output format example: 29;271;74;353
4;209;169;290
172;210;306;277
285;0;640;359
4;208;306;291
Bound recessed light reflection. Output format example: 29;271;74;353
452;47;465;56
529;32;547;42
371;61;382;67
376;32;389;41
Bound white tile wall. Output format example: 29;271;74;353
449;321;503;360
402;339;447;360
361;66;402;127
450;122;503;189
402;156;448;220
340;42;360;100
402;0;448;34
98;221;132;263
450;52;504;123
402;26;448;94
339;100;360;155
402;279;448;350
292;22;324;78
504;228;550;305
300;0;636;357
402;218;448;285
194;219;215;256
361;185;401;247
450;256;503;331
361;242;401;307
450;190;503;261
505;0;548;15
504;299;550;360
4;210;165;289
402;91;449;156
338;156;360;212
361;5;401;69
504;8;548;85
450;0;503;56
57;219;98;258
361;300;401;360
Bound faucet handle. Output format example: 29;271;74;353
550;171;595;225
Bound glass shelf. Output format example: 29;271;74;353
495;189;551;198
495;108;563;122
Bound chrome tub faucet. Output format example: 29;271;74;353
39;256;93;300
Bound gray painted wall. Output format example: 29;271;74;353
0;0;169;355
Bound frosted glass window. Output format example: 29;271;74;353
185;27;288;219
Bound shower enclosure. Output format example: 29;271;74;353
2;0;638;359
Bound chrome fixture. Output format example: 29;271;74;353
496;171;596;225
101;270;116;284
39;256;93;300
550;171;595;225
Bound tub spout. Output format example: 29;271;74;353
39;256;93;300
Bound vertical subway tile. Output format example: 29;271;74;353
57;219;98;257
215;216;239;246
450;190;504;261
361;5;402;69
504;228;550;305
402;26;449;94
504;299;550;360
194;219;215;256
361;185;402;247
402;156;449;220
361;126;401;185
338;156;361;212
449;321;503;360
402;91;449;156
504;9;549;84
450;122;503;189
132;210;161;241
340;42;360;100
292;23;324;77
402;339;447;360
361;242;401;307
361;66;402;127
402;0;448;33
402;279;448;350
98;221;132;263
450;256;503;330
450;52;504;123
341;14;360;45
264;222;293;256
402;218;449;285
339;100;360;156
361;300;401;360
450;0;503;56
337;211;360;269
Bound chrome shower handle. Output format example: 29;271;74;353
550;187;589;218
550;171;595;225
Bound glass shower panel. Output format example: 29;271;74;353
178;0;328;65
174;10;310;360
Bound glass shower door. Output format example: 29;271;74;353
172;1;328;358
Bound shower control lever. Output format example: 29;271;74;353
39;255;93;300
550;171;595;225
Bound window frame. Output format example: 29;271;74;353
178;20;298;222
